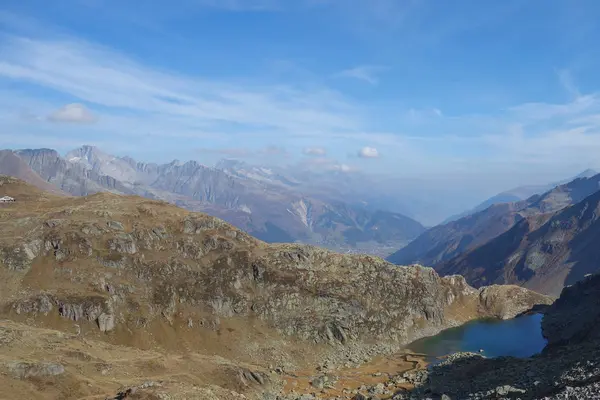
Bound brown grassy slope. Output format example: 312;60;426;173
0;177;551;399
0;319;267;400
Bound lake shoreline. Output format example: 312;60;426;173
407;313;547;360
279;313;547;398
281;350;430;399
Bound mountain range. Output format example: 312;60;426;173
5;145;600;298
388;172;600;296
442;169;598;223
0;146;425;255
439;188;600;296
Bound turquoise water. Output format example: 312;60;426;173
408;313;546;362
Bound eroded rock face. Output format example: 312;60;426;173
58;297;106;322
97;312;116;332
9;294;116;333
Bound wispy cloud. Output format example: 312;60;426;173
406;107;444;122
507;94;598;123
47;103;96;123
196;147;251;157
260;145;287;156
557;69;581;98
196;145;287;159
335;65;388;85
301;156;357;172
0;35;361;140
302;146;327;156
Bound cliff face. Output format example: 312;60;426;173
16;148;132;196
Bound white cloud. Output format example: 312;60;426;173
358;146;379;158
330;163;354;172
302;146;327;156
335;65;388;85
47;103;96;123
406;107;444;122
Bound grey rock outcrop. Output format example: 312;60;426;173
97;312;116;332
9;294;116;332
7;362;65;379
0;240;42;272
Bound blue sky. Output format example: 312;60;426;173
2;0;600;207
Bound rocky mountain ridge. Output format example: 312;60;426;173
0;176;551;399
388;173;600;274
438;188;600;296
443;169;598;224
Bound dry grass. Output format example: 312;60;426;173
0;319;269;400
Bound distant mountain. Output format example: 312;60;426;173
216;159;303;189
0;150;68;196
438;188;600;297
215;159;435;225
443;169;598;223
16;148;136;196
3;146;425;255
387;173;600;268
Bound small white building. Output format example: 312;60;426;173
0;196;15;203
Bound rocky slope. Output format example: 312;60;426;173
391;273;600;399
0;177;551;400
438;189;600;297
6;146;425;255
388;173;600;269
